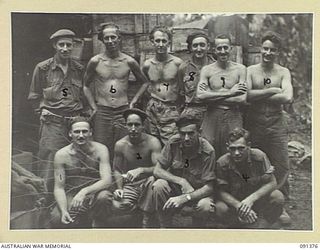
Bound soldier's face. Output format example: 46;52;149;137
215;38;231;62
178;124;199;148
54;37;73;60
261;40;279;63
191;37;209;59
69;122;92;145
152;31;170;55
126;114;143;139
228;137;249;163
103;27;120;52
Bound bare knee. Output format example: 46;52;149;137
195;198;215;216
269;189;285;205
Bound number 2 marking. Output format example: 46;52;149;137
136;153;142;160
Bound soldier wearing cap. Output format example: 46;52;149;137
112;108;162;227
179;31;215;123
28;29;85;194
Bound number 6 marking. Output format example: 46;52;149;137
110;85;117;93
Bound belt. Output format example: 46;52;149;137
184;102;206;108
214;104;238;110
41;109;80;121
150;97;177;106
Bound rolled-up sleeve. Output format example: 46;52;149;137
200;150;216;184
215;160;229;187
261;152;274;174
157;143;173;170
28;64;43;100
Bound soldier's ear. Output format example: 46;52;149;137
226;142;230;150
247;141;251;148
68;131;72;138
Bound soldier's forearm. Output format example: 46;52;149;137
189;183;213;201
54;187;68;213
83;86;97;110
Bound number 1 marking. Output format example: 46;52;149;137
221;77;226;88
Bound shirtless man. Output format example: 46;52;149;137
83;23;149;158
142;26;184;145
197;34;248;158
180;30;215;122
246;31;293;202
52;117;113;228
112;108;162;227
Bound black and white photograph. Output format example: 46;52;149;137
10;12;313;231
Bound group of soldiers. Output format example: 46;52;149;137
27;22;293;228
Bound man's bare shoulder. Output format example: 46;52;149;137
114;136;130;150
89;53;104;64
247;63;261;73
169;54;183;66
229;61;246;70
120;52;137;64
274;63;290;74
145;134;162;148
142;58;152;68
203;62;218;70
55;144;72;160
91;141;109;154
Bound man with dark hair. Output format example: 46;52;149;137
215;127;285;229
51;117;113;228
112;108;162;227
196;34;248;159
180;31;215;123
83;22;150;158
152;115;216;228
246;30;293;224
28;29;85;193
142;25;184;145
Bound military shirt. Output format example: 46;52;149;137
216;148;274;200
28;55;84;114
158;134;216;189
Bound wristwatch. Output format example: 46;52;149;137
186;194;192;201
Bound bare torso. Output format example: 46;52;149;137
205;61;245;91
116;134;156;173
249;63;285;90
144;55;183;102
59;142;101;187
92;53;132;107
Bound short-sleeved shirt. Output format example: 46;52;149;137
216;148;274;200
28;55;84;114
182;55;215;104
157;134;216;189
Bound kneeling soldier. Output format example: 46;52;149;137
215;128;284;229
153;116;216;228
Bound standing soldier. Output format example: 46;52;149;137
83;23;149;159
246;31;293;224
28;29;85;193
142;26;184;145
180;30;215;122
197;34;248;158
